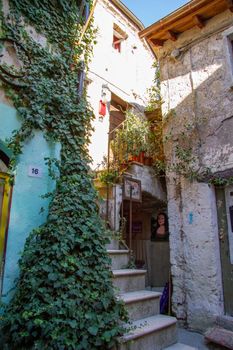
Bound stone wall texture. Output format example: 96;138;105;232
157;9;233;331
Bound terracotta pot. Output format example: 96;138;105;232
120;162;128;171
132;155;140;162
144;157;153;166
139;151;145;164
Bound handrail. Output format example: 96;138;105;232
109;118;126;135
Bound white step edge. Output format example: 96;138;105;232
108;250;129;254
113;269;147;277
165;343;198;350
120;290;161;304
121;314;177;342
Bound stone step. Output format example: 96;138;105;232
108;249;129;269
204;326;233;349
106;238;119;250
165;343;198;350
120;290;161;321
118;314;177;350
113;269;146;293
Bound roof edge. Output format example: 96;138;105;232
109;0;145;31
139;0;212;38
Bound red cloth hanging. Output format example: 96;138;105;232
99;100;106;116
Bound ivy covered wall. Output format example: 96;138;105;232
0;0;126;348
0;102;60;300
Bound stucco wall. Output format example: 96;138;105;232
0;102;60;300
0;1;60;298
88;0;154;169
156;9;233;330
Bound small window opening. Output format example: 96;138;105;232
112;24;127;53
113;34;122;52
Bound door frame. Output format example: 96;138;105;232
216;186;233;315
0;172;12;293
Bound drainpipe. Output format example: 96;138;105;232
77;0;98;98
77;0;98;46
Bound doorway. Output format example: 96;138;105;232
121;191;170;289
0;151;12;294
216;186;233;316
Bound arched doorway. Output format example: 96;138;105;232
0;149;12;293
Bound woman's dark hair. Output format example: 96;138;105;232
156;212;169;232
151;212;169;241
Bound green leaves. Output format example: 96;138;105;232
88;325;99;336
0;1;127;349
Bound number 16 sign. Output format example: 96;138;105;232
28;165;42;178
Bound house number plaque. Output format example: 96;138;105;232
28;165;42;178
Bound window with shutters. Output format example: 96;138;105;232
224;27;233;88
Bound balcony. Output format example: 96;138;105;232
94;108;164;189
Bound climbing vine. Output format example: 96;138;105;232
147;95;231;184
162;109;233;185
0;1;127;349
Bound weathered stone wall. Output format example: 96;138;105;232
156;9;233;330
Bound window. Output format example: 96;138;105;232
112;24;127;53
223;26;233;88
113;34;122;52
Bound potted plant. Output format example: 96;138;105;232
114;110;151;164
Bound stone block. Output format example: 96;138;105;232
216;315;233;332
205;327;233;349
108;250;129;269
121;290;161;321
113;269;146;293
119;315;177;350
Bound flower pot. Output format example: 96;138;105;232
131;155;140;162
139;151;145;164
144;157;153;166
120;162;128;172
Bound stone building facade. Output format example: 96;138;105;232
0;0;160;298
140;0;233;331
88;0;170;289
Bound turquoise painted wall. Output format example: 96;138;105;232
0;102;60;300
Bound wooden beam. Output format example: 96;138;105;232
225;0;233;11
149;38;164;47
167;30;177;41
193;15;205;28
140;0;224;40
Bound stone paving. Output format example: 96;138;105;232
178;328;208;349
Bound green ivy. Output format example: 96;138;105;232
0;1;127;349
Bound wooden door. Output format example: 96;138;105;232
216;186;233;315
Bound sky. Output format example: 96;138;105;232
121;0;190;27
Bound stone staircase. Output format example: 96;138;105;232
107;239;197;350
